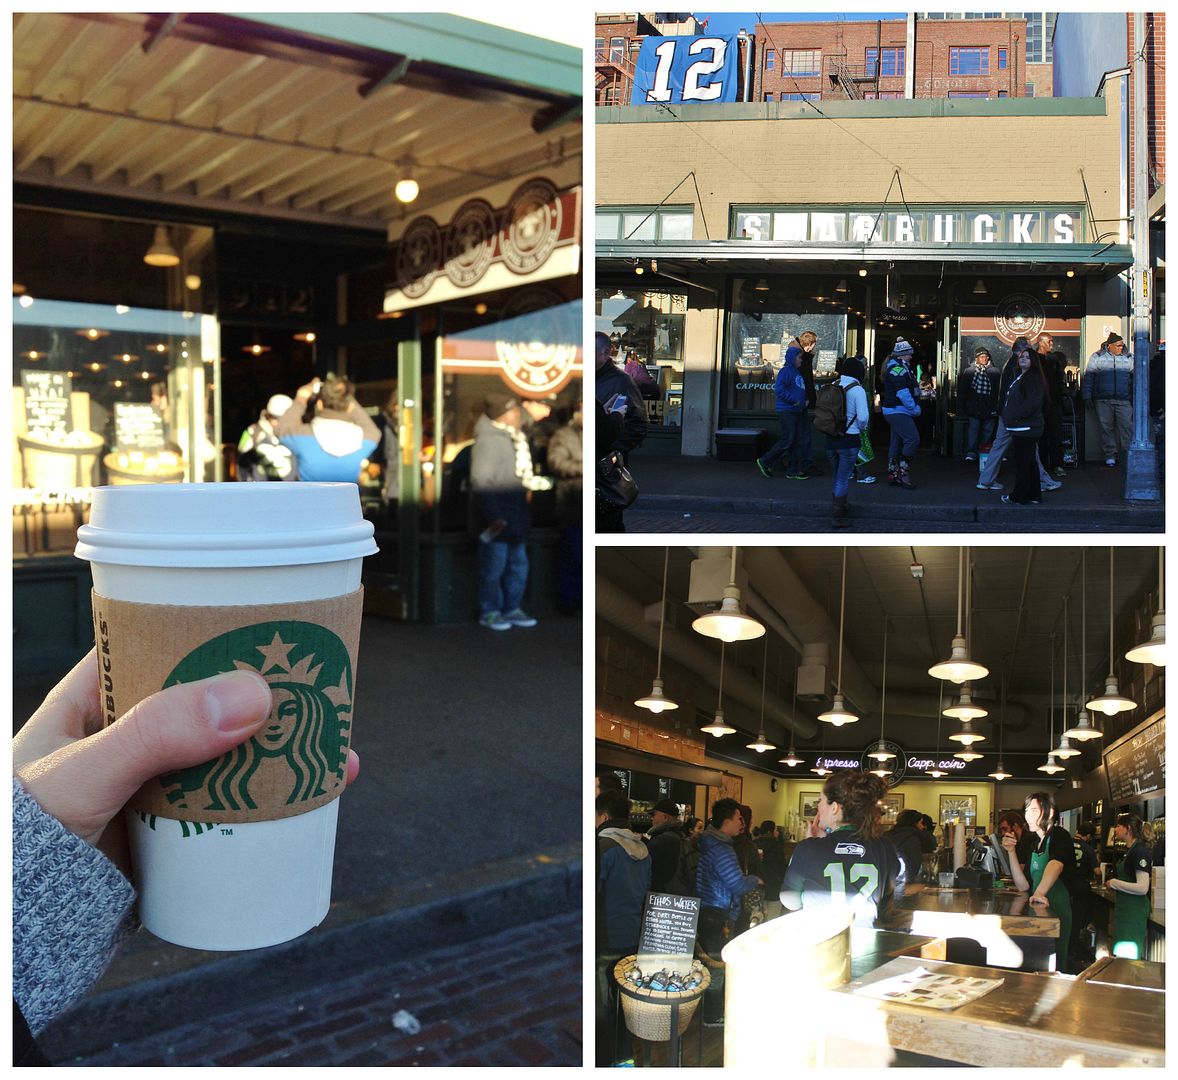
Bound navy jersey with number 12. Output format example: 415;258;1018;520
782;828;900;926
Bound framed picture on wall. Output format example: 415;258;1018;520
940;794;978;824
799;791;822;819
880;793;905;824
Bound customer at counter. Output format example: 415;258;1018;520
884;809;926;890
1107;813;1153;961
781;770;900;924
997;811;1035;876
1003;792;1078;971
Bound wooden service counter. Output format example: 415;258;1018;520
876;884;1061;971
817;954;1165;1067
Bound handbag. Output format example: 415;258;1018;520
856;429;875;465
596;450;638;508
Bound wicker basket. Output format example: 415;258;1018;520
613;956;710;1042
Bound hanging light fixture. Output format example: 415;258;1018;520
700;641;736;737
635;549;680;714
948;718;985;745
972;278;987;295
1038;636;1065;774
1054;597;1080;758
778;657;804;767
929;547;989;683
944;683;988;720
1064;551;1103;741
1045;279;1062;299
953;747;983;762
835;278;849;293
811;721;830;776
692;547;765;642
989;669;1011;780
393;157;419;204
928;684;947;777
143;225;181;267
1125;546;1165;666
1086;548;1138;716
868;619;895;776
747;635;777;753
753;278;770;292
818;549;859;726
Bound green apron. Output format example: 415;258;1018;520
1029;845;1071;970
1112;850;1150;960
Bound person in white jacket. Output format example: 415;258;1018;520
825;355;871;529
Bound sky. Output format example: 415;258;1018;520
694;12;906;35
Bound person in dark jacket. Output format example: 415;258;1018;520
793;331;825;477
754;820;787;909
595;331;647;463
885;809;926;892
880;337;921;488
957;347;999;462
755;332;815;480
732;804;764;934
595;398;626;533
917;813;938;854
1035;333;1067;477
645;799;688;894
999;342;1048;505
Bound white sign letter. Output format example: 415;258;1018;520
1053;213;1075;244
1011;213;1035;243
973;214;996;243
852;214;881;242
932;214;956;242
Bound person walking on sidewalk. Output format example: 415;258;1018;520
822;354;870;529
1036;333;1067;478
755;332;813;480
1082;332;1133;467
957;348;999;463
881;337;921;488
793;331;825;477
999;343;1047;505
975;337;1061;494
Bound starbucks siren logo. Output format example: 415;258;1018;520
158;622;353;815
395;216;442;299
500;179;560;275
994;293;1046;344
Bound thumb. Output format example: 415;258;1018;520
18;671;272;844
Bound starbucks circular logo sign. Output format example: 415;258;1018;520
395;216;442;298
501;179;561;275
994;293;1046;344
158;622;353;814
444;199;497;288
494;288;579;395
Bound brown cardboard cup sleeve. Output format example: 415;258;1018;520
93;588;363;824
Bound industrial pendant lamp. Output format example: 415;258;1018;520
700;641;736;737
1125;546;1166;666
1064;551;1103;741
1038;636;1065;774
811;723;830;776
1054;597;1080;759
747;636;777;753
143;225;180;268
989;670;1011;780
868;619;896;776
929;548;989;684
928;684;947;777
692;546;766;643
634;549;680;714
1086;548;1138;716
778;658;804;767
818;549;860;726
944;683;988;720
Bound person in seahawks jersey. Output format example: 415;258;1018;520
780;770;900;926
1107;812;1153;960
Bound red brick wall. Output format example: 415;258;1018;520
1127;11;1166;195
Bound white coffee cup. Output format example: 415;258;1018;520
76;483;377;951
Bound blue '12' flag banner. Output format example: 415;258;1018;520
629;36;739;105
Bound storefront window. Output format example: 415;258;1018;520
596;288;687;429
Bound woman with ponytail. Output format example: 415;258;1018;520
780;769;900;925
1108;813;1153;959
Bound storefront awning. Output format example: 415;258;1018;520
597;240;1133;282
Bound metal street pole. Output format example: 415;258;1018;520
1124;11;1160;501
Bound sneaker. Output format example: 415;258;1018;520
503;608;538;628
1001;494;1038;505
1053;466;1067;478
964;452;978;462
976;482;1004;491
1041;479;1062;491
1105;457;1117;467
856;474;878;484
755;458;773;479
480;612;511;631
786;471;811;480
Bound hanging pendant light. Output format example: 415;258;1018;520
1039;635;1065;774
635;549;680;713
929;547;989;683
1086;548;1137;715
1064;551;1104;740
811;705;830;776
989;669;1011;780
928;684;947;777
819;549;860;726
948;718;986;745
143;225;180;267
747;636;776;753
692;546;766;642
778;654;803;766
1126;546;1166;666
700;641;736;737
868;620;895;776
1053;597;1079;758
944;683;988;720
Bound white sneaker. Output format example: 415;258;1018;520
1105;458;1117;467
1041;479;1062;491
503;608;538;628
976;482;1003;491
480;612;511;631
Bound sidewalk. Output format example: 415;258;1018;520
21;613;582;1063
625;448;1164;533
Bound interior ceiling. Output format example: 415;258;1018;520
12;12;580;230
598;545;1159;761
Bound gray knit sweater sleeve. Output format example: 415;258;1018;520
12;777;137;1036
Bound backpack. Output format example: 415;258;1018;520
666;833;699;897
813;380;850;436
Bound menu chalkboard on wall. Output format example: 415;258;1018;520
114;403;167;451
21;370;73;441
637;892;700;977
1104;715;1165;805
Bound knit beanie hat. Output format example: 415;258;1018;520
841;355;866;383
892;337;913;356
1104;333;1124;348
484;392;519;420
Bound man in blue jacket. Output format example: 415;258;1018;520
755;331;815;480
1082;333;1133;467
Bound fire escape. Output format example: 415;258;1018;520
826;55;880;100
596;45;639;105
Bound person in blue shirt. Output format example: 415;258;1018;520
755;331;817;481
276;376;380;483
880;337;922;489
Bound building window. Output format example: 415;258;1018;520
766;49;775;71
949;47;989;76
781;93;821;102
1025;84;1035;97
865;47;905;77
596;207;694;242
997;90;1008;98
610;37;624;63
998;48;1007;70
764;92;775;102
602;83;621;106
782;49;821;76
949;91;989;99
595;38;605;61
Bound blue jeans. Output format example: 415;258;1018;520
965;416;996;456
797;409;814;465
761;411;804;471
478;540;528;615
827;445;857;497
885;412;920;458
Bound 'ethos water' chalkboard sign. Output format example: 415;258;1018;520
636;893;700;977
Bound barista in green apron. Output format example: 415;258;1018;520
1108;813;1153;960
1005;792;1074;971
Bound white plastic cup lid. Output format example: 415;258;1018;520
76;483;378;568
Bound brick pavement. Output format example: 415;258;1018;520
53;912;583;1067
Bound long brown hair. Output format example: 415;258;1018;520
823;770;887;839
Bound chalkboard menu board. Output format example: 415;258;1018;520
1104;716;1165;805
114;403;167;451
21;370;73;441
637;892;700;977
